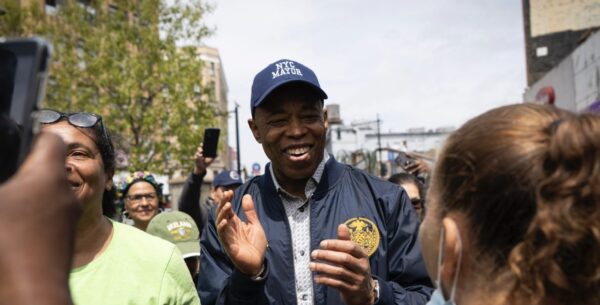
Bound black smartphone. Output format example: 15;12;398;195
202;128;220;158
0;37;51;183
395;151;416;170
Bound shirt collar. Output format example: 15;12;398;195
269;151;329;198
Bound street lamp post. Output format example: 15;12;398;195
376;114;382;176
233;103;241;175
226;103;241;175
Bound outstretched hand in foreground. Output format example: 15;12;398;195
0;133;81;305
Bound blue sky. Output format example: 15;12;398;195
203;0;527;172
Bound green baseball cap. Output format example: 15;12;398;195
146;211;200;259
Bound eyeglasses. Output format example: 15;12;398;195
126;192;158;203
38;109;112;153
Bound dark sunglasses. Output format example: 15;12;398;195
38;109;112;153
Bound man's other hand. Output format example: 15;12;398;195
310;224;377;305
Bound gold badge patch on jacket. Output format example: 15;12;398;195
344;217;380;256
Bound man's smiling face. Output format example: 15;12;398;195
249;83;328;189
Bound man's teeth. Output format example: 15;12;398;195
286;147;309;156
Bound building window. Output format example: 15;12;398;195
209;62;216;75
536;46;548;57
45;0;58;15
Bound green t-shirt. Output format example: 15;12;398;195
70;221;201;305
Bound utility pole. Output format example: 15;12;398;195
226;103;241;175
222;103;242;175
350;115;384;177
234;103;241;175
377;114;383;177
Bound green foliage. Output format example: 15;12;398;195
0;0;216;176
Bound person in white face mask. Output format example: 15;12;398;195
418;104;600;305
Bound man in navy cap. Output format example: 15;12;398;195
212;170;243;204
198;59;432;305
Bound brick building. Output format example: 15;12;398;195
522;0;600;85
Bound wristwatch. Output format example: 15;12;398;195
250;264;266;281
372;279;380;304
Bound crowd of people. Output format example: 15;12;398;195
1;59;599;305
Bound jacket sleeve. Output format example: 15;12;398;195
376;189;433;305
197;195;269;305
178;172;206;233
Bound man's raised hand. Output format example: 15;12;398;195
216;191;267;277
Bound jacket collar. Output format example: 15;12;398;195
261;154;346;200
313;155;345;198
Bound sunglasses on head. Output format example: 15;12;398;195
38;109;112;153
38;109;103;126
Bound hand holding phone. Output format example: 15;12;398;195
395;152;416;170
0;37;51;183
202;128;220;158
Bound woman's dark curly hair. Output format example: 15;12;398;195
432;103;600;305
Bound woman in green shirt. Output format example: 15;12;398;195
40;109;200;305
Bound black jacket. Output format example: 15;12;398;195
198;157;433;305
178;172;213;236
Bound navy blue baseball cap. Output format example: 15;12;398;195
250;59;328;115
213;170;243;188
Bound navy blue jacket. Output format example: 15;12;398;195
198;157;433;305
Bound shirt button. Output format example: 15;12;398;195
302;294;308;300
300;250;305;256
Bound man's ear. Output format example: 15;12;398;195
322;106;328;129
248;118;262;144
439;217;462;298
